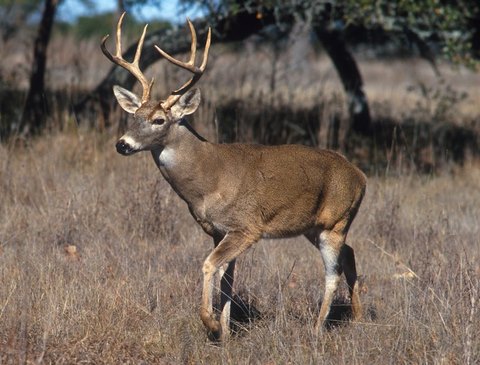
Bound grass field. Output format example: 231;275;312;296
0;129;478;364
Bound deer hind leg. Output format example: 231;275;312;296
201;232;257;342
341;244;363;321
317;231;345;331
305;229;344;331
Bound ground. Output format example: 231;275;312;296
0;132;478;364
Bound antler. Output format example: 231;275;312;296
101;12;154;104
155;19;211;110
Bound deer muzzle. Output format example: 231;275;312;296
116;139;135;156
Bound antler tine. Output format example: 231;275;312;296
115;12;126;58
199;27;211;71
155;19;212;110
187;18;197;67
155;19;199;73
101;12;153;103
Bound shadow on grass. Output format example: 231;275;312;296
215;293;377;338
322;298;378;330
209;294;261;342
228;294;262;334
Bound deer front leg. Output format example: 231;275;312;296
200;232;257;342
219;259;236;340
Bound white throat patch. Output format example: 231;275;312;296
159;147;176;167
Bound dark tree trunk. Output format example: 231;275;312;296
21;0;58;135
117;0;125;13
74;9;285;127
314;26;372;136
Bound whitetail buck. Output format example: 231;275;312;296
102;13;366;341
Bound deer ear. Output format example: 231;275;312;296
113;85;142;114
170;88;201;119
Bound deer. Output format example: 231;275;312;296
101;13;367;342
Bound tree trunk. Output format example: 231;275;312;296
74;9;285;127
21;0;58;135
314;26;372;136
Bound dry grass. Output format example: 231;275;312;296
0;129;479;364
1;25;479;364
2;28;480;117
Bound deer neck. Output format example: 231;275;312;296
151;119;217;204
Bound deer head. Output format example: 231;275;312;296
101;13;211;155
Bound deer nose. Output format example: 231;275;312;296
116;140;133;155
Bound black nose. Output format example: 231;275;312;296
116;140;133;155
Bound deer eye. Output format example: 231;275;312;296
152;118;165;125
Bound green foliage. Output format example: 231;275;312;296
123;0;162;10
180;0;480;68
74;13;114;39
341;0;480;68
53;12;171;40
0;0;41;10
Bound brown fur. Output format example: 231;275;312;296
113;90;366;341
106;16;366;340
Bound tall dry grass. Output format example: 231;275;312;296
2;27;480;113
0;129;478;364
1;25;479;364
